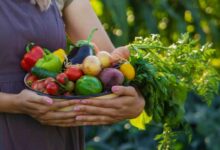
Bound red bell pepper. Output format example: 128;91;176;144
21;43;44;72
20;59;31;72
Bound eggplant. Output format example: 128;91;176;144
67;47;79;59
69;45;94;64
68;28;98;64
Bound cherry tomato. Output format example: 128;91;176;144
26;74;38;86
31;80;45;92
31;81;38;91
56;73;68;84
46;82;59;95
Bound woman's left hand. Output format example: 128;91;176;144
72;86;145;126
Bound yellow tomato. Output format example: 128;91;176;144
119;62;135;80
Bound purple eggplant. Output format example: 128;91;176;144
69;45;94;64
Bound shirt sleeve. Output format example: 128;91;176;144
64;0;74;9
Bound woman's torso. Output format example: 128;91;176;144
0;1;84;150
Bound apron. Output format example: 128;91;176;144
0;0;84;149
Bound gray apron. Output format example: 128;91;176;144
0;0;84;149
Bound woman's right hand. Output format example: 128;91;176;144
15;89;80;127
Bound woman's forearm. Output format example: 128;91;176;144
63;0;115;52
0;92;18;113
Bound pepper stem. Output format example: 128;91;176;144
75;28;98;48
43;48;51;56
25;42;35;52
87;28;98;43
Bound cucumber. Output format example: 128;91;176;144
31;67;58;79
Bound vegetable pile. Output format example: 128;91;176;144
22;29;135;97
128;33;220;149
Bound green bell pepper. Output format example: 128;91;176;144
75;75;103;96
35;53;62;73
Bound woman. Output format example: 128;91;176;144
0;0;145;150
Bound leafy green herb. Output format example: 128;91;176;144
128;33;220;150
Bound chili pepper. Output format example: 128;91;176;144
20;43;44;72
35;53;62;73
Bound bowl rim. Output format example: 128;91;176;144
24;73;113;99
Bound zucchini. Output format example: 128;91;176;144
31;67;58;79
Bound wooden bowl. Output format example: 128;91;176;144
24;74;118;111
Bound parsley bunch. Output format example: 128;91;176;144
128;33;220;149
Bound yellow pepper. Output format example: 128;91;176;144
53;49;66;63
129;110;152;130
119;62;135;80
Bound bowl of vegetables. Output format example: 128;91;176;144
23;55;131;111
22;29;134;111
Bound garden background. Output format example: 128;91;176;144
85;0;220;150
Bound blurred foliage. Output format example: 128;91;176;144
85;0;220;150
85;95;220;150
90;0;220;49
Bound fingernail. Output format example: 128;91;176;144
73;99;81;101
75;116;82;121
72;99;81;103
44;97;53;104
81;100;88;104
112;86;120;93
73;106;81;111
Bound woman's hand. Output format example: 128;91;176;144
72;86;145;125
35;109;85;127
111;46;130;63
15;89;81;127
15;89;53;117
35;102;87;127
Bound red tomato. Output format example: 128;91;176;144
31;81;38;91
56;73;68;84
65;66;83;81
26;74;38;86
46;82;59;95
31;80;45;92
